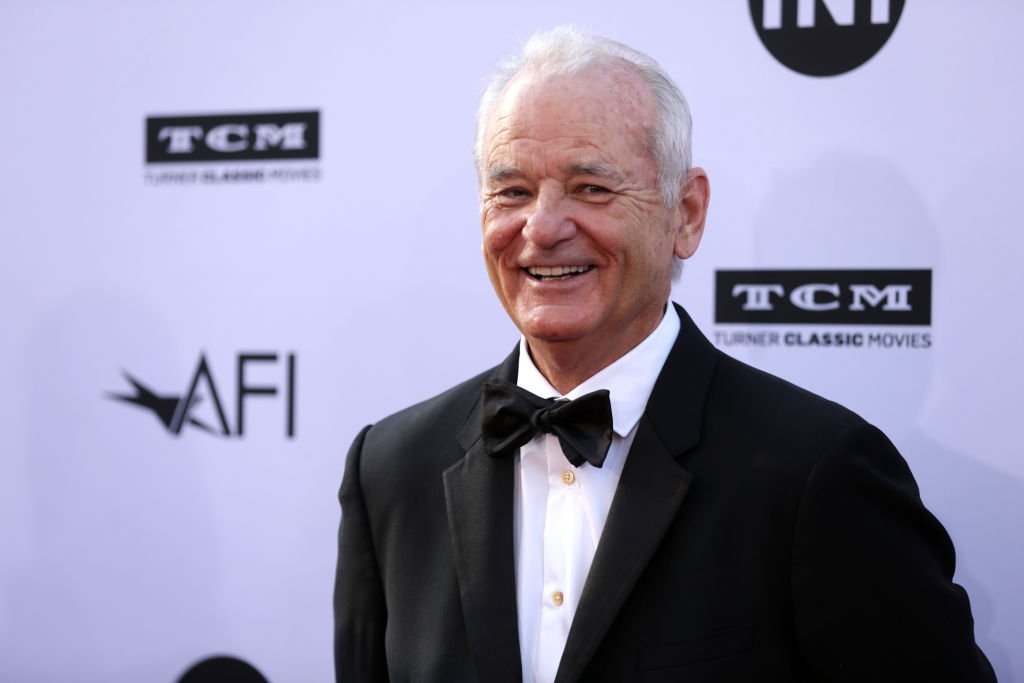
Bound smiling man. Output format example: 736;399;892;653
479;60;706;395
334;26;994;683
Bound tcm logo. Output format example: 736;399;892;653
146;111;319;163
750;0;905;76
716;270;931;325
108;352;297;437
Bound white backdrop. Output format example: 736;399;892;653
1;2;1021;681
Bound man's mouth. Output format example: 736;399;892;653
525;265;595;281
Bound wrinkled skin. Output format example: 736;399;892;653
480;64;710;392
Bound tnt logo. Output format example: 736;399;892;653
146;111;319;163
750;0;906;76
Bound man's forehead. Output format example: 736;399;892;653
483;71;653;174
503;66;647;114
489;65;652;132
509;59;647;99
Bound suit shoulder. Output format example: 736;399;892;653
710;350;866;440
360;363;498;455
687;349;892;504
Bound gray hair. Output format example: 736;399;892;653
474;25;693;208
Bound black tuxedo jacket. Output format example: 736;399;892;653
335;305;994;682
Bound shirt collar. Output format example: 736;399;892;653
516;303;681;437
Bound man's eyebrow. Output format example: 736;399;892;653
486;162;622;183
568;162;620;179
486;165;523;184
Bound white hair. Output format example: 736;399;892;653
474;25;693;208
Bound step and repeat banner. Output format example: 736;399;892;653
2;2;1021;681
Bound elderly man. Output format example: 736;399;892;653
334;26;993;682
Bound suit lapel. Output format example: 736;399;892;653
443;348;523;683
555;305;719;682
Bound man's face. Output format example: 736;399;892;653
480;66;693;374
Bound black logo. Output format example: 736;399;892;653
750;0;905;76
108;352;297;437
716;269;931;325
146;111;319;163
177;655;269;683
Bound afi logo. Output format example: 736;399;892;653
716;270;931;325
108;352;297;437
146;111;319;163
750;0;905;76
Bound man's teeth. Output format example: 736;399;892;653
527;265;592;279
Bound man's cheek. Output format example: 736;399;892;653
483;225;521;261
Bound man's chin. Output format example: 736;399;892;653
519;319;595;347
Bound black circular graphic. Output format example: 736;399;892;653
750;0;905;76
176;656;270;683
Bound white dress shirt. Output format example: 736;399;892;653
513;306;681;683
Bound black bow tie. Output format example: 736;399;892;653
481;378;613;468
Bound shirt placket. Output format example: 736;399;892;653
535;433;591;683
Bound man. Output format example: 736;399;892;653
335;26;994;682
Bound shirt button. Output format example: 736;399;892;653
552;591;564;606
560;469;575;485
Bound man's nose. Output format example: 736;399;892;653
522;192;576;248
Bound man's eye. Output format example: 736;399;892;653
493;187;530;200
576;184;613;200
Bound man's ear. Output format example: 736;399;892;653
674;167;710;260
